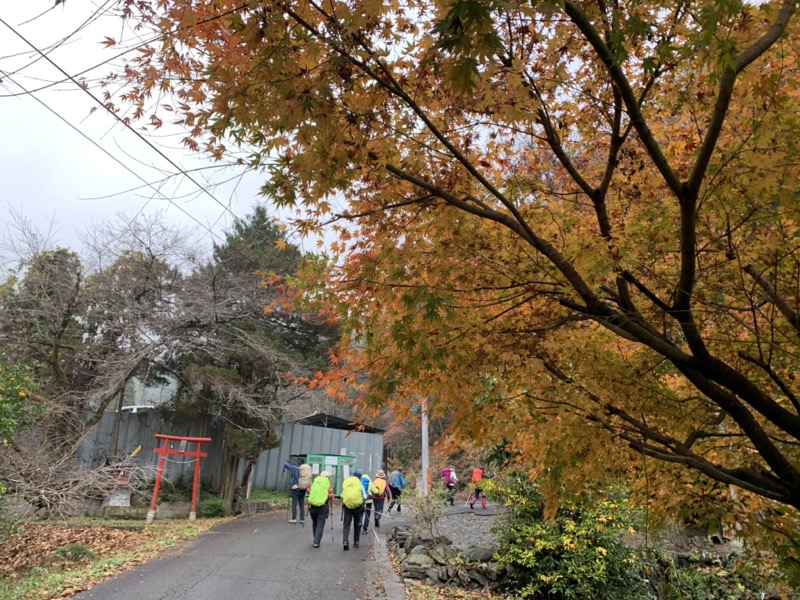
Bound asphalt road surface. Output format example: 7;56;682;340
75;503;402;600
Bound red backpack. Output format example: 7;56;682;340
470;468;483;484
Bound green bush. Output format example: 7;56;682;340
485;476;647;600
199;497;228;518
50;544;98;564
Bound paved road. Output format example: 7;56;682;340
76;502;407;600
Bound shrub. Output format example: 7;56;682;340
199;497;228;518
50;544;98;564
402;480;449;542
641;548;794;600
485;476;647;600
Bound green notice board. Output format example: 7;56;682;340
305;454;357;496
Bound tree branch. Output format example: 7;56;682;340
563;1;683;198
744;262;800;334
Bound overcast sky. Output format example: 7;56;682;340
0;2;288;269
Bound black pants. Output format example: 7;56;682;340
342;505;363;546
309;504;329;545
388;486;401;510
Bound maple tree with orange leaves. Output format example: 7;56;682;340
107;0;800;537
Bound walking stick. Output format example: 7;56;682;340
283;471;291;521
329;499;334;543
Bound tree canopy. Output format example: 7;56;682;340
0;210;335;509
109;0;800;523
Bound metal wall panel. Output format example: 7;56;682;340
249;423;384;491
77;412;384;492
76;410;224;483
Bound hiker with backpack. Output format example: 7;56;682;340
441;466;458;506
307;471;334;548
283;458;312;524
341;470;367;550
369;470;392;528
469;467;494;510
359;471;373;535
386;467;406;513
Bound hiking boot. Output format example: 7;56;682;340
361;529;368;534
343;543;349;551
288;519;297;523
397;506;401;513
375;520;380;528
354;541;359;548
313;543;319;548
469;503;474;509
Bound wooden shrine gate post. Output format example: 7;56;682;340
147;434;211;523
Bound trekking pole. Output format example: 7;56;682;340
283;471;291;521
329;499;334;543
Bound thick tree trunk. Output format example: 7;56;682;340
221;453;240;509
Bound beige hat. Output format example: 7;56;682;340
320;470;329;477
376;470;386;478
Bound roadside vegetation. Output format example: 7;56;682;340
0;517;226;599
397;465;797;600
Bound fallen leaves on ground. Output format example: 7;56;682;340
0;519;223;599
1;522;150;580
405;579;508;599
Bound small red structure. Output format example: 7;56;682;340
147;434;211;523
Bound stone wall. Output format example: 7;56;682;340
386;524;506;591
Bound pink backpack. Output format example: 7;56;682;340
441;467;454;485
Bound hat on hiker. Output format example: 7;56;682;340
354;470;362;478
376;470;386;478
320;470;329;478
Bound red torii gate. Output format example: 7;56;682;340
147;434;211;523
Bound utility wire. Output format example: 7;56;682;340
0;3;252;99
0;67;226;246
1;0;116;81
0;16;243;227
0;11;307;269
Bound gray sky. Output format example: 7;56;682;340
0;2;277;267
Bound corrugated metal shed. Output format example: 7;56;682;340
248;417;385;491
78;411;384;492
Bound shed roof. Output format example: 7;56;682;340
294;412;385;434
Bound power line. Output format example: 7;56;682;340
0;30;162;98
0;67;227;247
0;4;252;99
0;15;244;227
0;10;309;268
0;0;117;81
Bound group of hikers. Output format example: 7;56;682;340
282;458;492;549
282;459;407;550
440;465;493;508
